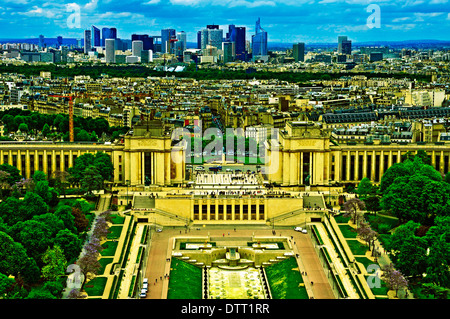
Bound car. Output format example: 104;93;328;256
142;282;148;291
143;278;148;284
301;229;308;234
156;228;163;232
195;166;205;171
139;289;147;298
294;227;303;232
226;168;233;172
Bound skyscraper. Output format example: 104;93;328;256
199;26;223;51
84;30;91;54
91;25;101;47
56;36;63;48
251;18;268;59
293;42;305;62
132;34;153;51
102;27;117;46
176;31;187;57
161;28;176;54
105;39;115;63
227;25;246;61
132;40;144;59
222;42;235;63
338;36;352;55
38;35;45;49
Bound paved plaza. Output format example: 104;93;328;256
143;226;335;299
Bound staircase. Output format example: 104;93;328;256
303;195;326;209
133;195;155;209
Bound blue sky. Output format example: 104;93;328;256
1;0;450;43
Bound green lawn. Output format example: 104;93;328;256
111;214;126;224
107;226;123;239
167;259;203;299
334;214;351;223
98;258;114;275
101;241;118;256
84;276;108;297
265;257;309;299
338;224;358;238
364;275;390;296
347;240;369;256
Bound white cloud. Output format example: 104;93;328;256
143;0;161;4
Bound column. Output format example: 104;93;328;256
380;150;384;181
355;151;359;181
371;150;376;180
290;152;298;186
300;152;304;184
363;150;368;178
25;150;30;179
17;150;22;176
346;151;351;182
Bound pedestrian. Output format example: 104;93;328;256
311;281;314;286
160;276;162;281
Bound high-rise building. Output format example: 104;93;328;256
102;27;117;46
56;36;63;48
293;42;305;62
251;18;268;59
222;42;235;63
132;40;144;59
197;31;202;49
132;34;154;51
199;27;223;51
227;25;246;61
176;31;187;57
61;46;69;63
161;29;176;54
338;36;352;55
105;39;115;63
38;35;45;49
84;30;92;54
91;25;101;47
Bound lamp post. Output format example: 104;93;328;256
126;179;130;207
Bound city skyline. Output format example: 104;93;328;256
1;0;450;44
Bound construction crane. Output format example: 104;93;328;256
48;94;74;142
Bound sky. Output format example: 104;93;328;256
1;0;450;43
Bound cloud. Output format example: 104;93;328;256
143;0;161;4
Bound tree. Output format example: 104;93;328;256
0;231;40;283
343;198;366;227
18;123;29;133
42;123;51;137
54;205;76;233
41;245;67;282
381;174;450;224
423;216;450;287
81;166;103;195
388;221;427;277
379;156;441;195
51;170;70;198
71;207;89;233
0;163;22;185
92;216;109;239
54;229;82;264
32;170;47;182
0;272;15;298
356;177;373;200
19;191;49;221
9;220;54;266
381;263;409;298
